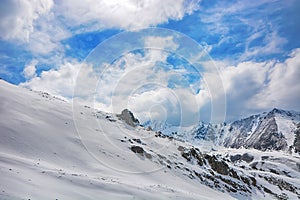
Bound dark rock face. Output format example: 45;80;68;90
180;147;204;166
205;154;229;175
246;117;287;151
241;153;254;163
174;145;299;199
294;123;300;153
117;109;140;127
230;154;242;162
131;146;144;154
230;153;254;163
263;176;298;194
130;145;152;159
179;147;230;175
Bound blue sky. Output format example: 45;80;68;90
0;0;299;125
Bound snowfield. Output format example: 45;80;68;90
0;80;232;199
0;80;299;200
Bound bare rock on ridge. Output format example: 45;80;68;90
117;109;140;127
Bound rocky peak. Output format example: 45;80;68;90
117;109;140;127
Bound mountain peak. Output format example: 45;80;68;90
117;109;140;127
269;107;286;115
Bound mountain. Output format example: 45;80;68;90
220;108;300;152
152;108;300;153
1;80;300;200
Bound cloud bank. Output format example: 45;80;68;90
1;0;299;125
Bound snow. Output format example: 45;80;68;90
275;115;297;147
1;80;299;200
0;80;233;200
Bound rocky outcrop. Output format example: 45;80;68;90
130;145;152;159
294;123;300;153
230;153;254;163
205;154;229;175
117;109;140;127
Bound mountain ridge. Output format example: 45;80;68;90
143;108;300;153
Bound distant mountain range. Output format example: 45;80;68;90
143;108;300;153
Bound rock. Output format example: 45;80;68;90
205;154;229;175
117;109;139;127
230;154;242;162
132;138;142;144
241;153;254;163
261;156;269;160
177;146;185;152
180;147;204;166
293;123;300;153
130;146;144;154
130;145;152;159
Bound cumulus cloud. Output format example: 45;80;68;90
250;48;300;111
128;88;181;124
2;0;298;127
198;48;300;121
71;35;203;126
20;61;82;98
218;61;271;120
55;0;200;31
23;60;38;79
20;46;300;125
0;0;70;58
0;0;54;42
94;49;179;112
102;47;299;123
0;0;201;82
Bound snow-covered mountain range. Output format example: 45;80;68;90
0;80;300;200
145;108;300;154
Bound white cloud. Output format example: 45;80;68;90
128;88;180;124
71;35;202;126
20;35;185;115
199;0;291;61
0;0;70;58
241;31;288;60
93;49;174;112
250;48;300;111
19;46;300;125
197;48;300;121
144;36;179;50
20;61;82;98
0;0;54;42
219;61;271;120
0;0;200;64
55;0;200;31
23;60;38;79
127;87;200;126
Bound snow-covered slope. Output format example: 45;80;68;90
0;80;299;199
0;80;228;200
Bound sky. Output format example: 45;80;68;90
0;0;299;126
